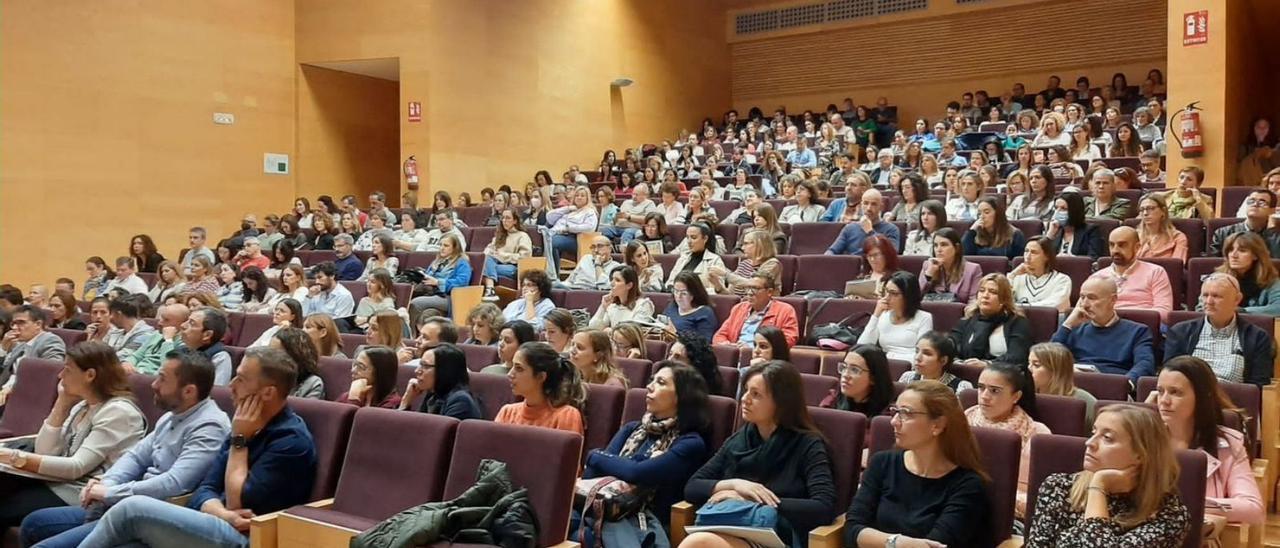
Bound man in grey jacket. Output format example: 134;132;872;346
0;305;67;402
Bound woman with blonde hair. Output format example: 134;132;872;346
845;380;993;547
749;202;789;255
569;329;628;387
1208;232;1280;315
1028;342;1097;424
1032;111;1071;147
708;229;780;297
1135;194;1188;262
362;310;405;353
147;261;183;305
950;273;1033;365
304;313;346;358
1026;404;1190;547
610;324;645;360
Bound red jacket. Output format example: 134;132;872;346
712;299;800;347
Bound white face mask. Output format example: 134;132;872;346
530;198;542;208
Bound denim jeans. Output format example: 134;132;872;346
21;506;95;548
549;233;578;268
78;496;248;548
482;256;518;282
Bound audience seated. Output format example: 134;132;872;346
711;273;799;348
662;272;718;342
826;189;900;255
610;324;646;360
1234;168;1280;217
1087;226;1174;319
1028;342;1097;425
625;240;665;292
480;320;537;376
667;223;725;294
885;173;927;223
408;233;472;319
462;303;501;346
709;229;780;297
1008;236;1072;313
102;257;149;296
303;313;346;358
589;266;655;330
945;170;984;222
779;180;826;223
504;270;556;330
495;341;586;435
561;235;621;291
1171;273;1275;386
1135;194;1189;262
570;329;628;387
1211;189;1280;258
0;305;67;398
1046;191;1106;259
951;274;1033;365
572;362;710;547
819;345;894;418
747;325;790;370
1207;232;1280;315
1084;169;1131;221
0;342;146;531
681;361;836;548
1025;404;1190;547
75;347;318;548
19;350;230;547
269;327;325;399
857;271;933;361
962;196;1027;259
1007;166;1057;222
331;234;363;281
46;290;86;331
820;172;870;223
610;183;658;243
357;234;399;281
401;343;483;420
902;200;945;256
339;346;402;409
1150;356;1264;532
214;264;243;311
353;269;396;330
303;262;355;320
1052;278;1154;381
920;228;983;304
846;380;993;547
900;331;973;392
667;332;724;397
966;361;1049;517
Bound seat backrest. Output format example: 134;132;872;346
718;366;740;398
951;362;983;385
444;421;583;547
236;314;276;347
776;296;808;337
789;349;824;375
224;312;246;345
0;358;62;437
711;345;740;371
808;407;867;510
127;374;163;429
563;290;606;314
469;371;516;420
1072;371;1130;402
1023;306;1059;344
459;344;499;373
704;395;740;453
317;357;354;401
800;373;838;407
225;346;246;367
49;328;87;349
919;301;967;333
288;396;357;499
806;299;875;342
339;333;364;359
794;255;864;293
643;339;669;363
1036;393;1089;437
583;384;626;454
969;256;1010;275
615;358;651;389
1170;218;1207;258
468;227;496;252
332;408;458;520
789;223;846;255
1185;257;1222;309
1027;434;1207;548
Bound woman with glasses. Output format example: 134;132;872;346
1135;195;1189;262
844;380;993;548
339;346;402;409
502;270;556;331
857;272;932;361
661;272;717;342
401;343;483;420
820;345;895;418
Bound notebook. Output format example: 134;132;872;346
844;278;880;299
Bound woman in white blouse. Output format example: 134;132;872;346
1008;236;1072;313
903;200;947;256
666;223;725;293
856;271;934;361
778;179;826;224
358;234;399;280
624;241;664;292
589;266;655;330
944;170;983;222
545;184;599;276
249;298;303;348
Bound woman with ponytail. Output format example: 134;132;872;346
964;361;1049;518
496;341;586;434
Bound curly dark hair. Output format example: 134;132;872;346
672;331;722;396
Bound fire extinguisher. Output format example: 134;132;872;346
1169;101;1204;159
403;155;419;190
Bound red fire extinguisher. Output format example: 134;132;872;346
403;155;419;190
1170;101;1204;159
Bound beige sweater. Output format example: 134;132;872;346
36;397;146;504
484;231;533;264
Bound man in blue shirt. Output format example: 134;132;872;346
78;348;317;548
332;233;363;280
1051;277;1154;382
825;189;900;255
785;137;817;169
821;171;870;223
303;262;355;319
20;350;231;548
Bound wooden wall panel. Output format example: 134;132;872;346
731;0;1166;102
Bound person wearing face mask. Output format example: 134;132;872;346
820;345;894;418
950;274;1033;366
1145;357;1264;533
964;362;1048;519
1025;404;1190;548
1045;192;1106;259
1174;273;1275;386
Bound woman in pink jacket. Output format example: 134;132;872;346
1150;355;1263;530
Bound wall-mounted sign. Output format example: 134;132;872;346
408;101;422;122
1183;10;1208;46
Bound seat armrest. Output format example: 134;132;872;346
670;501;696;547
808;515;845;548
247;498;335;548
167;493;193;507
546;542;580;548
0;434;36;445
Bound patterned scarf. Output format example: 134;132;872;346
619;412;680;459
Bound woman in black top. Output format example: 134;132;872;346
683;361;836;547
845;380;992;548
820;345;894;418
310;215;336;251
402;343;483;420
950;273;1034;365
637;212;674;254
1045;191;1105;259
128;234;166;274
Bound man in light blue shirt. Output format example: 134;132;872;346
303;261;355;318
785;138;817;169
825;189;900;255
19;350;231;548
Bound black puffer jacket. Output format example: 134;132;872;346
351;459;539;548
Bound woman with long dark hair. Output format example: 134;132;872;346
270;326;325;399
857;271;932;361
402;343;483;420
128;234;165;274
820;345;895;418
340;346;401;409
496;341;586;434
965;361;1047;518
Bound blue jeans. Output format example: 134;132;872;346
550;233;578;266
482;256;518;283
78;496;248;548
21;506;96;548
620;227;642;244
600;226;626;242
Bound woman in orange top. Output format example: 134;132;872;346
496;341;587;435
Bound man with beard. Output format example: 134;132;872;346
1086;226;1174;321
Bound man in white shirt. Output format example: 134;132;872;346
419;211;467;252
368;191;398;227
569;165;589;184
557;236;620;291
609;183;658;243
776;126;799;153
102;257;149;295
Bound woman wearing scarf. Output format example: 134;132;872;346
964;361;1049;520
949;274;1033;366
682;361;836;548
572;362;711;548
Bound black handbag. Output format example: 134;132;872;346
806;298;869;348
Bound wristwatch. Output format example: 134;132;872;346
885;534;899;548
230;434;249;449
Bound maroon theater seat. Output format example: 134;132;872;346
0;358;62;438
443;420;583;548
643;339;669;363
919;302;966;333
49;328;87;348
225;346;246;367
968;256;1010;275
459;344;499;372
128;374;163;429
711;345;740;369
401;252;437;270
800;373;838;407
288;396;358;499
793;255;863;293
1022;306;1060;344
563;290;606;314
808;407;867;510
339;333;365;359
789;349;824;375
317;357;355;401
469;371;516;420
583;384;626;454
788;223;846;256
468;227;496;252
1072;371;1131;402
236;314;275;347
615;358;651;389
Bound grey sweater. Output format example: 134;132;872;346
36;397;147;504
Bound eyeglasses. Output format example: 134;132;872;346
837;364;867;377
1246;198;1273;207
591;244;611;250
886;406;930;421
672;289;690;297
1136;206;1158;213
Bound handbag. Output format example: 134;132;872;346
693;499;779;528
574;476;649;547
804;298;869;349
